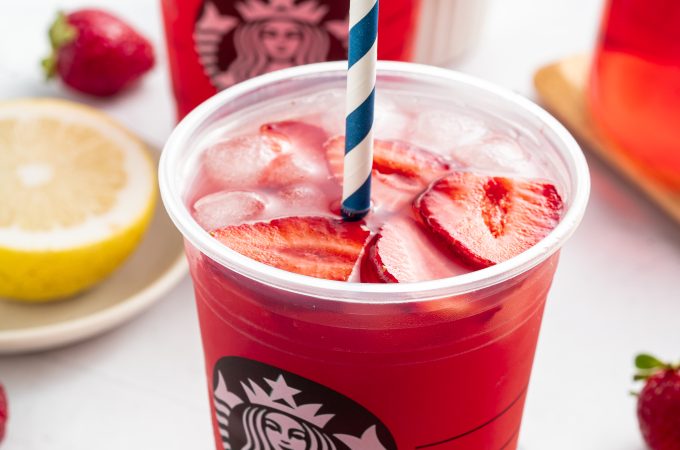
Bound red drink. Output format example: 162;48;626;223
589;0;680;187
160;63;589;450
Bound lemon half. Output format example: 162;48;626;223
0;99;156;302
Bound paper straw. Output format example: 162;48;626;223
341;0;379;221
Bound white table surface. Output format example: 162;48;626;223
1;1;679;449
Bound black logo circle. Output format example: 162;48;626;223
212;357;397;450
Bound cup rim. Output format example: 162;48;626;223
159;61;590;303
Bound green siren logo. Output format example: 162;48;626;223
212;357;397;450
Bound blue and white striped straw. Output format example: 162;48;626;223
341;0;379;221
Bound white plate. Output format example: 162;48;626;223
0;153;188;354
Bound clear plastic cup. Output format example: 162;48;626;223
159;62;589;450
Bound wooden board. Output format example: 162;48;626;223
534;54;680;224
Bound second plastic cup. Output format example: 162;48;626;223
161;0;488;119
160;62;589;450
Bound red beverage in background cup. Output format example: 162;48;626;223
589;0;680;187
160;0;487;119
159;62;589;449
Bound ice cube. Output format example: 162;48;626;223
259;154;317;187
259;183;337;219
279;184;335;215
193;190;266;231
260;121;328;160
320;97;412;142
373;97;412;141
411;110;489;154
281;184;323;204
371;172;420;214
453;135;541;177
203;135;280;189
319;102;346;137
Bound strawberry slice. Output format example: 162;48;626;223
373;139;451;181
324;136;450;185
211;217;370;281
326;136;445;213
415;172;563;268
361;217;468;283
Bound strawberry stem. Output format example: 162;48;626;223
633;353;680;383
41;11;77;79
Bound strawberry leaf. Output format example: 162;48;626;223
635;354;666;370
42;11;78;79
48;12;78;49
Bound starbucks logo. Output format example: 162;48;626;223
193;0;349;90
212;357;397;450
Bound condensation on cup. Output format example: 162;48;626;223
161;0;488;118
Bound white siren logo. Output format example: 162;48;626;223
212;357;396;450
193;0;348;90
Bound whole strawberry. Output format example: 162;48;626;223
634;354;680;450
42;9;155;96
0;384;7;443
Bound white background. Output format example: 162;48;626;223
1;0;679;449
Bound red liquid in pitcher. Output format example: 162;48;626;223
589;0;680;186
185;89;564;449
